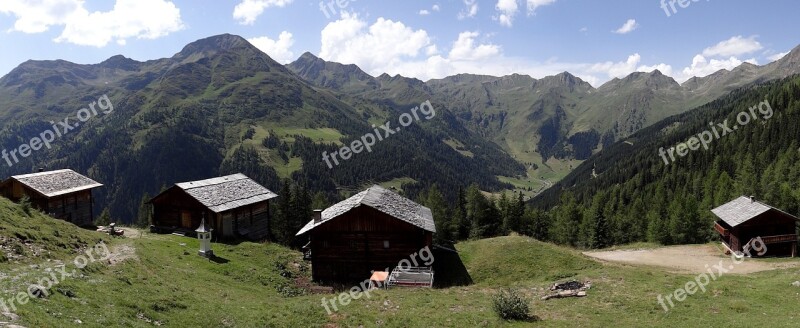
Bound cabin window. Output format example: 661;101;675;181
383;240;390;249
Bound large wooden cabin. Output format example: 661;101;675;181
296;185;436;283
712;196;799;257
0;169;102;227
149;173;277;240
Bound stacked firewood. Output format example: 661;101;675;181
541;280;592;300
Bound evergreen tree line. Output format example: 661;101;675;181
532;75;800;248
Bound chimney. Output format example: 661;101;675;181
313;209;323;224
749;195;756;203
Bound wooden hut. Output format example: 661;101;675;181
149;173;277;240
0;169;102;226
296;185;436;283
712;196;799;257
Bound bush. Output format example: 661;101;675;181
19;195;32;216
492;288;532;321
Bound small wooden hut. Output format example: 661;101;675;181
0;169;102;226
296;185;436;282
712;196;799;257
149;173;277;240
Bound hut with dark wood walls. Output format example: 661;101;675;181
712;196;799;257
296;185;436;283
149;173;277;240
0;169;103;227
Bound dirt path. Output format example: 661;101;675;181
584;244;800;274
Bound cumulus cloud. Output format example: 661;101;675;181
419;9;430;15
526;0;556;14
0;0;184;47
679;55;757;79
320;12;435;74
432;4;441;11
233;0;293;25
449;32;501;61
613;19;638;34
589;53;642;78
458;0;478;19
702;35;762;57
494;0;519;27
767;51;789;62
248;31;295;64
638;63;673;76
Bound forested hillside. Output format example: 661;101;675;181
530;75;800;248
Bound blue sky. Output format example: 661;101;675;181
0;0;798;86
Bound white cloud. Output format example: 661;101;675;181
579;27;588;33
495;0;519;27
233;0;293;25
613;19;638;34
419;9;430;15
526;0;556;14
638;63;673;76
449;32;501;61
679;55;757;79
590;53;641;78
320;12;434;74
767;51;789;62
0;0;184;47
432;4;441;11
702;35;762;57
458;0;478;19
248;31;295;64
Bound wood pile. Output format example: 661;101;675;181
541;280;592;300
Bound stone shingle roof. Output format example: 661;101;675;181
174;173;277;213
712;196;798;227
296;185;435;235
9;169;102;198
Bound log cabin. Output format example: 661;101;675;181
296;185;436;283
0;169;103;227
712;196;799;257
149;173;277;240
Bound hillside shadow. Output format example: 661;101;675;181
432;242;472;288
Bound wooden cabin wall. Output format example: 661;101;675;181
309;206;432;282
45;190;94;226
151;189;208;230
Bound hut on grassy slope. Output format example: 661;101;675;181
0;169;103;226
712;196;799;257
149;173;277;240
296;185;435;283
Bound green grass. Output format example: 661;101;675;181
4;198;800;327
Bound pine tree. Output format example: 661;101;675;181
136;193;153;228
424;185;451;243
95;209;111;226
274;179;293;244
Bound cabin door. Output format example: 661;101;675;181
181;211;192;229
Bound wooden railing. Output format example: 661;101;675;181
758;234;797;244
714;222;729;237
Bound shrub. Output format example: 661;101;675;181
492;288;532;321
19;195;32;216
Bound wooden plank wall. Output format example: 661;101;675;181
310;206;432;282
